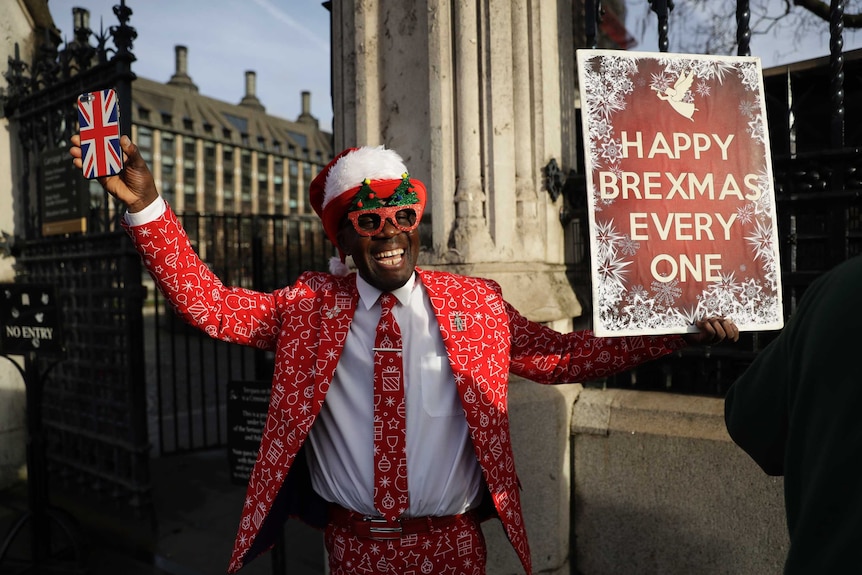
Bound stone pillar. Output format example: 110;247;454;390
452;0;494;256
331;0;581;324
512;0;538;236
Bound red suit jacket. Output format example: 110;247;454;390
125;206;686;574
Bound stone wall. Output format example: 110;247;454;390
482;380;789;575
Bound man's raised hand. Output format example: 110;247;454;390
70;134;159;213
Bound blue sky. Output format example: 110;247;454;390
49;0;862;137
49;0;333;131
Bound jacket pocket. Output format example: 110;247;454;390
420;355;462;417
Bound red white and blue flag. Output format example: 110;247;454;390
78;89;123;179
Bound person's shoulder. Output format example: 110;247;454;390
801;254;862;299
829;254;862;277
293;270;355;294
417;268;502;292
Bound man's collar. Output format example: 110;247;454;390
356;272;416;311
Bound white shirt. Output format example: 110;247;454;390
127;199;483;517
306;273;483;517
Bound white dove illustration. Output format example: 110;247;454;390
655;70;698;120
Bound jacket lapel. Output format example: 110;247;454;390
314;279;358;408
420;269;533;574
230;275;356;572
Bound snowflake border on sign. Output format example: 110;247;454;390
583;53;782;332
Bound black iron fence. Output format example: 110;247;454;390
14;232;150;509
149;211;333;455
0;0;143;525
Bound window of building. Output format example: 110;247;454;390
183;138;197;211
240;150;252;213
161;133;175;205
183;117;193;131
288;159;299;210
161;112;172;126
223;145;235;206
137;126;153;166
204;141;217;208
88;180;103;211
222;113;248;134
273;158;284;213
288;132;307;149
302;162;313;212
257;153;269;213
138;107;150;122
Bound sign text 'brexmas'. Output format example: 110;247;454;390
577;50;784;336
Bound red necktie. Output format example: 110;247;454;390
373;294;408;521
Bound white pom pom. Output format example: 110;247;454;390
329;256;350;277
322;146;407;209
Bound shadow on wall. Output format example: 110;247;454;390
574;501;775;575
573;429;788;575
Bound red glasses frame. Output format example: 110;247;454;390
346;203;424;236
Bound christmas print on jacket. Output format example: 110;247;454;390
124;204;687;574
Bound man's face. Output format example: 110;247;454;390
337;205;421;292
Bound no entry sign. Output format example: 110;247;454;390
0;284;61;354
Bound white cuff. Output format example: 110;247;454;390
124;197;166;226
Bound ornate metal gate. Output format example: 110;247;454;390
150;211;332;455
1;2;152;520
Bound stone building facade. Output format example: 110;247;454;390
127;45;333;218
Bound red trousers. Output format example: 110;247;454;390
324;512;487;575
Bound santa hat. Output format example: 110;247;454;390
309;146;427;275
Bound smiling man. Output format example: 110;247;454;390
70;137;738;575
311;146;426;292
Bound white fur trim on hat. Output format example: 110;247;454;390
322;146;408;209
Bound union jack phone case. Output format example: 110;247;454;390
77;89;123;179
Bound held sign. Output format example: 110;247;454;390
576;50;784;336
0;284;62;354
